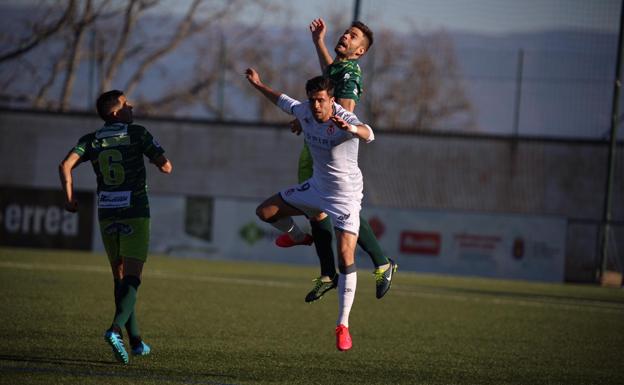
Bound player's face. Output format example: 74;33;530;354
308;90;334;122
334;27;367;59
113;95;133;123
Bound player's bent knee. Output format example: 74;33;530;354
123;275;141;289
310;212;327;222
256;205;273;223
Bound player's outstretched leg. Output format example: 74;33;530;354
306;275;338;303
336;264;357;351
357;216;398;298
114;277;151;357
274;218;313;247
305;215;338;302
373;258;398;299
106;275;141;363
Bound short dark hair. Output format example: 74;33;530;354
352;21;373;50
96;90;124;121
305;76;334;97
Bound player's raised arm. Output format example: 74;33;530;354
309;18;333;71
59;151;82;212
245;68;281;105
330;115;375;143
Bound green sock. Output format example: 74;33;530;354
358;215;389;268
113;275;141;329
114;279;140;338
310;216;336;278
125;312;140;341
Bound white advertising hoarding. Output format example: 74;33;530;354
359;207;567;282
93;195;567;282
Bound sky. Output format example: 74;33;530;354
166;0;622;35
7;0;621;34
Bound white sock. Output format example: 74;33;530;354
337;271;357;327
270;217;306;241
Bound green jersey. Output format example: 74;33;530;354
324;59;363;102
71;122;165;221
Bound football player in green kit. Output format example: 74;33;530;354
59;90;172;364
276;19;398;302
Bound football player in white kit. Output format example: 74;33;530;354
245;67;374;351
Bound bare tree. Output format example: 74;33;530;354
0;0;474;132
234;6;325;122
0;0;266;114
0;0;76;63
34;46;69;108
366;28;475;131
59;0;110;110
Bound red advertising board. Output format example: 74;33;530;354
400;231;441;256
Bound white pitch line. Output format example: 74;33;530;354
392;289;624;315
0;261;110;274
1;260;623;314
0;261;298;288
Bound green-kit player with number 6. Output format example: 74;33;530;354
59;90;172;364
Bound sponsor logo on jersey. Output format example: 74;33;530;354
284;188;295;196
304;132;335;148
98;191;131;208
99;135;130;148
104;222;134;235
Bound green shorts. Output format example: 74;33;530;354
298;143;313;183
99;217;150;263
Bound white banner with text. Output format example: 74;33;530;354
92;195;566;282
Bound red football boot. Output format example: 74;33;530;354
275;233;313;248
335;324;352;351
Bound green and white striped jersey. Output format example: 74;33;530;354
324;59;363;102
71;123;165;220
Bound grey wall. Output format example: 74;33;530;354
2;109;622;281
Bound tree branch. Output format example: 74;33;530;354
0;0;77;63
101;0;141;92
124;0;240;95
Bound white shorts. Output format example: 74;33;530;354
279;180;361;235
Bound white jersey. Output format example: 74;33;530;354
277;94;374;199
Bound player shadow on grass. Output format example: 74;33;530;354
0;353;114;366
0;354;239;384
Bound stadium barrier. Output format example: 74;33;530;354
0;109;621;282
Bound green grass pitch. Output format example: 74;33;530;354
1;247;623;385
